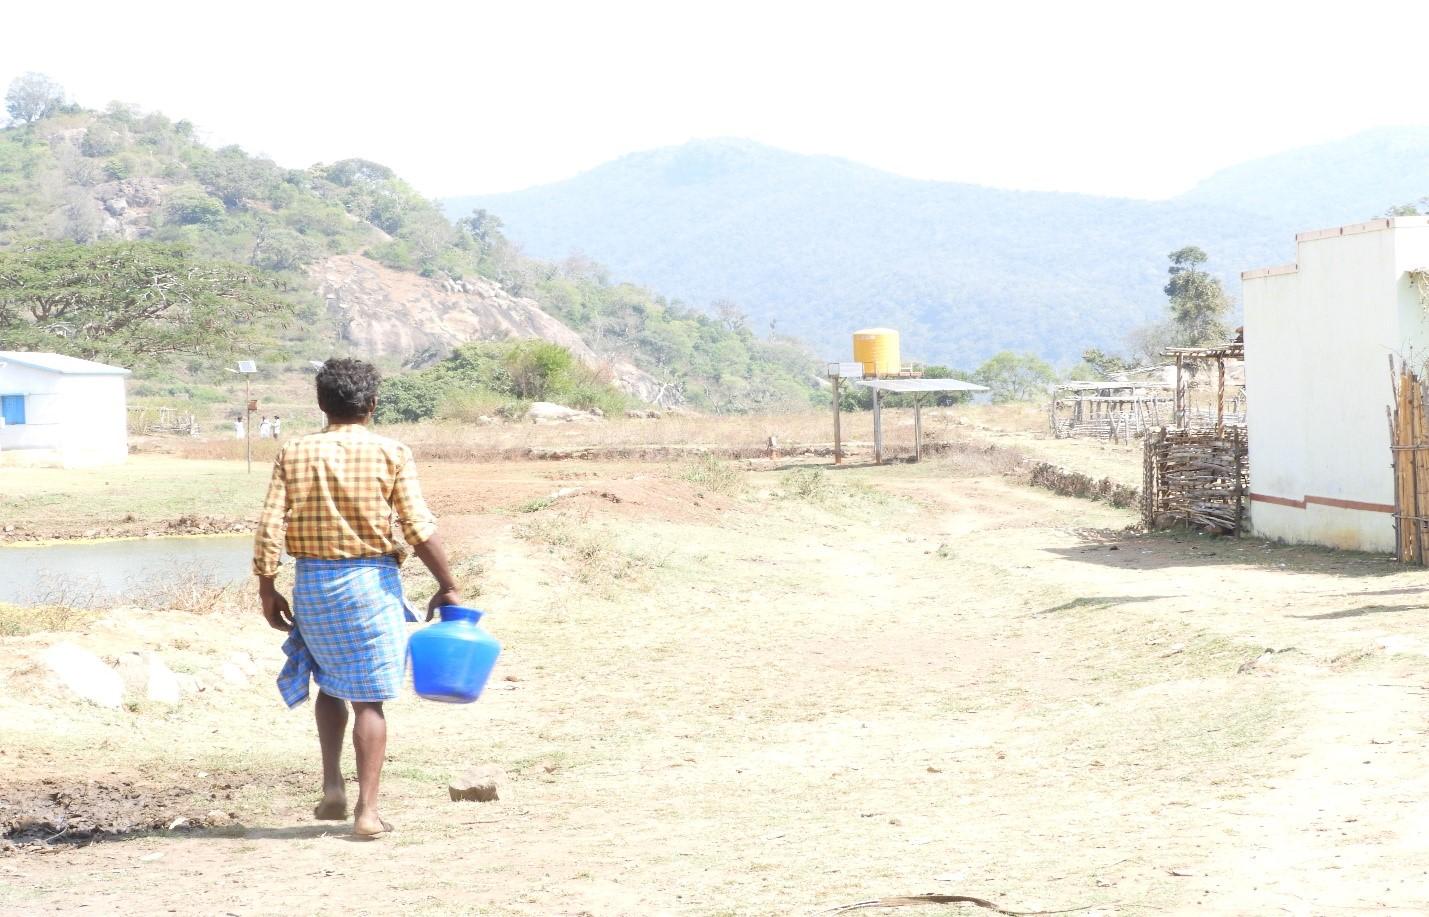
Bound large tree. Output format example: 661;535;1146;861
1164;245;1230;346
4;73;66;126
0;240;284;369
973;350;1057;403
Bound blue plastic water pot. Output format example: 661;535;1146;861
409;606;502;703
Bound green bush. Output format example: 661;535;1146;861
374;373;445;423
103;156;133;181
165;187;225;226
80;125;123;157
373;341;630;423
504;339;574;400
365;239;416;271
437;388;510;422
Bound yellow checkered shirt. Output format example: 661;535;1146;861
252;423;437;577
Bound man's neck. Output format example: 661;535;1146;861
325;415;371;427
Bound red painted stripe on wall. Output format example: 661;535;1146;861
1250;493;1394;514
1249;492;1304;509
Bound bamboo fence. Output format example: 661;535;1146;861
1390;359;1429;564
1049;391;1173;442
1141;427;1248;533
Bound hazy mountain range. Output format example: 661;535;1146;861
446;127;1429;367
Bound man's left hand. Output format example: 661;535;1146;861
427;587;463;621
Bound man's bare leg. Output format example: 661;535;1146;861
313;690;349;820
351;701;389;836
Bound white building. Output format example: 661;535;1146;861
0;351;132;467
1242;216;1429;552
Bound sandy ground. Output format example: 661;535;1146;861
5;437;1429;915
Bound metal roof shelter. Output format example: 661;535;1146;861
832;375;989;464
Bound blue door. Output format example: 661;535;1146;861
1;394;25;425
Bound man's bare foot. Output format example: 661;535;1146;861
313;790;348;821
352;806;392;839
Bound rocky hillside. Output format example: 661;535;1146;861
0;100;819;411
314;254;665;402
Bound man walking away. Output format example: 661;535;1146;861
253;358;462;839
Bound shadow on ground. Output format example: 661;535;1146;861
1047;529;1406;579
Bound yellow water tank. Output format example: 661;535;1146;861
852;328;900;377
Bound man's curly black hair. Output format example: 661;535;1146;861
316;358;381;419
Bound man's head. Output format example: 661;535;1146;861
316;358;381;422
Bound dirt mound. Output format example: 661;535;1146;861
2;779;240;847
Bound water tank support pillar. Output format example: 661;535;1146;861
913;394;923;463
832;377;843;465
872;386;883;465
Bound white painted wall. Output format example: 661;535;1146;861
1243;217;1429;552
0;362;129;467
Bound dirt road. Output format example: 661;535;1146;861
5;455;1429;916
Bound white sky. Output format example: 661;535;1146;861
6;0;1429;199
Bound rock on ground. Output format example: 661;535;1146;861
39;643;124;708
449;765;508;802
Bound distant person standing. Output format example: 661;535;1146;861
273;415;283;439
260;416;272;439
253;357;460;840
234;416;245;439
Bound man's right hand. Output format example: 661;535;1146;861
259;578;294;632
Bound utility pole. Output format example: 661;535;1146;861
230;360;259;473
245;374;252;474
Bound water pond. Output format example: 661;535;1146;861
0;535;253;606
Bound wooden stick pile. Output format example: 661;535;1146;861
1142;427;1248;533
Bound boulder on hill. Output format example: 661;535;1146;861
527;402;603;424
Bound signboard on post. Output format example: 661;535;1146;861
828;362;865;379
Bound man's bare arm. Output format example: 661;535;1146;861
412;532;462;620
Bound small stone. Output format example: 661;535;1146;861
205;810;231;826
448;764;507;802
926;766;943;773
503;674;520;682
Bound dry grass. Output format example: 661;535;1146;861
127;564;248;615
675;454;745;496
0;601;95;637
512;510;654;590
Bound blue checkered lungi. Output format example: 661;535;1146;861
277;556;418;708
